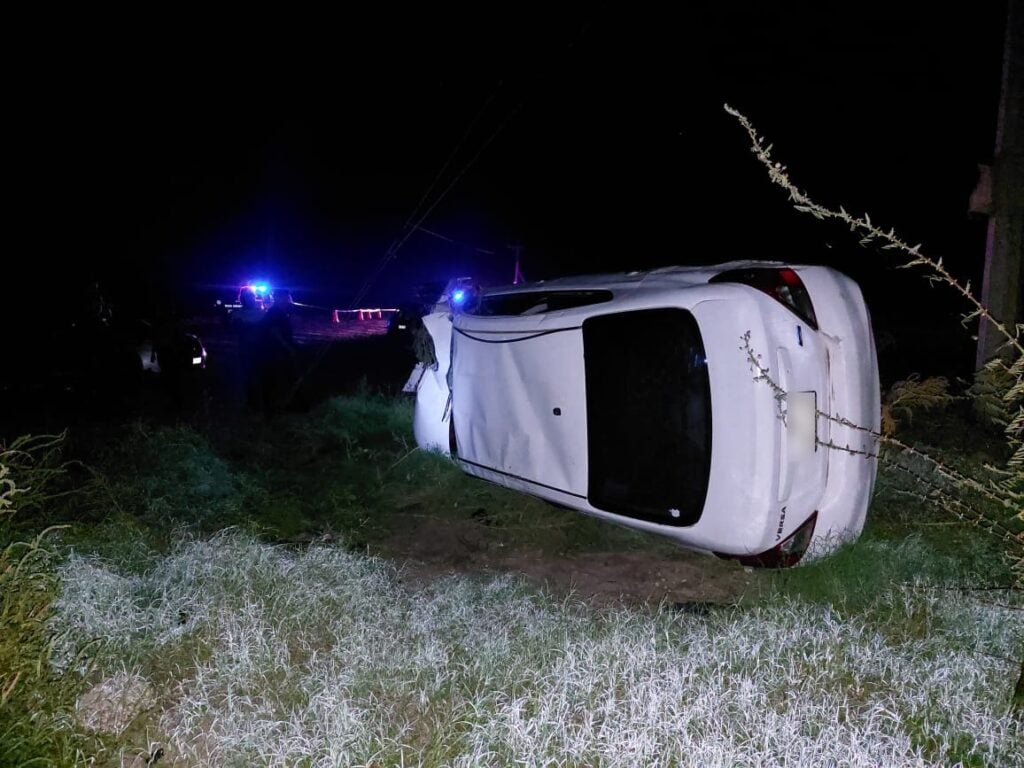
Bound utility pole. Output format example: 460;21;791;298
509;243;526;284
975;0;1023;368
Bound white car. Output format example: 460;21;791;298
409;261;880;567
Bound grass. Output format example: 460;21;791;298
0;435;103;766
72;393;671;558
47;532;1024;767
2;393;1023;765
755;465;1016;616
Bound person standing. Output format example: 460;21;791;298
231;288;264;411
258;288;305;415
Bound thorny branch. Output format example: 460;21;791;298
724;104;1024;360
726;104;1024;580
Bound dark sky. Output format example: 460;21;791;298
12;3;1007;331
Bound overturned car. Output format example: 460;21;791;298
407;261;880;567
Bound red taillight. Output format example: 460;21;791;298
779;268;801;286
715;511;818;568
709;267;819;330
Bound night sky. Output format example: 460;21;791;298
11;4;1007;374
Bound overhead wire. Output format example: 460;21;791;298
414;225;496;255
293;113;521;404
348;81;505;309
350;16;595;308
285;83;510;406
348;93;525;309
285;19;594;407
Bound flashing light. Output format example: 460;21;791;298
252;283;269;295
451;288;467;305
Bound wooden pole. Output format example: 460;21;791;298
976;0;1023;368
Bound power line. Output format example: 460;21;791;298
349;82;504;309
397;84;503;243
290;84;517;406
347;96;526;308
349;17;594;307
285;19;594;407
414;225;497;255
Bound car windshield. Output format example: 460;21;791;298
583;308;711;526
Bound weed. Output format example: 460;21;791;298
0;433;100;765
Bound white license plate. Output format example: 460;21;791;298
787;391;817;458
192;357;203;365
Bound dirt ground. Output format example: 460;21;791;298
373;510;756;610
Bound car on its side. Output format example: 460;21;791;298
408;260;880;567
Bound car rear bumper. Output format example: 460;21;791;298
797;267;881;558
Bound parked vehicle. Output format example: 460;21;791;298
42;317;207;396
133;320;208;375
409;261;880;566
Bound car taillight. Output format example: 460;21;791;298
715;511;818;568
709;267;818;329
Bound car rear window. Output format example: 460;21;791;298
583;308;711;526
468;290;613;316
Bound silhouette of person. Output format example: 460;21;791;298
82;280;113;327
153;300;189;413
259;288;306;415
231;287;264;411
75;280;121;406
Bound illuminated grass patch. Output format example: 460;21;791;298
51;533;1023;767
